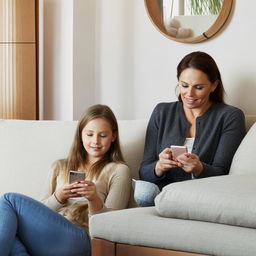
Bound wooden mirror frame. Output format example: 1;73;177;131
144;0;233;43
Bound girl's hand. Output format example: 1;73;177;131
155;148;182;176
71;180;104;214
70;180;98;201
54;182;81;204
176;153;203;176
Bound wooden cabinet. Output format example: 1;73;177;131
0;0;37;119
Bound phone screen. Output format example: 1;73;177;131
170;145;188;159
69;170;86;184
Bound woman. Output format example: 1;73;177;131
0;104;136;256
135;51;246;207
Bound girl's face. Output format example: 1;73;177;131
81;118;116;163
178;68;218;112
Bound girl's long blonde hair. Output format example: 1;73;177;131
64;104;125;180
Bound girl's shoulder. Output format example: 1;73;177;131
50;159;68;175
99;162;130;178
105;162;129;172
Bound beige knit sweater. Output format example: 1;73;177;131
41;161;137;231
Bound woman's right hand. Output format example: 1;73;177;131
155;148;181;177
54;182;80;204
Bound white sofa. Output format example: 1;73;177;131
0;117;256;256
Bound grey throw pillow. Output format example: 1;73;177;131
155;174;256;228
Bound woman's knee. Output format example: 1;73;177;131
133;180;160;207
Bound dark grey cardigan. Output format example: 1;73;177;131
139;101;246;189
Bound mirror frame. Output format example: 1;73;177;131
144;0;233;43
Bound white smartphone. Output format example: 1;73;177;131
170;145;188;159
69;170;86;184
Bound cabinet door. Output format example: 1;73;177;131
0;0;36;43
0;44;36;119
0;0;37;119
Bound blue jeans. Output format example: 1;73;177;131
0;193;91;256
133;180;160;207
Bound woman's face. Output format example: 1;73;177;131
81;118;116;163
178;68;217;111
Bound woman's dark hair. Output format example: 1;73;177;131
177;51;225;102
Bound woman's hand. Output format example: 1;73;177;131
155;148;182;177
54;183;81;204
176;153;204;176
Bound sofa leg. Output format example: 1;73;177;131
92;238;116;256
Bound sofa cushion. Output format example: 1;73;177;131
230;123;256;175
90;207;256;256
155;174;256;229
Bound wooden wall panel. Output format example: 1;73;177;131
0;0;37;120
0;44;36;119
0;0;35;42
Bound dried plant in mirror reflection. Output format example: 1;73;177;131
188;0;223;15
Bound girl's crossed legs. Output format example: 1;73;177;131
0;193;91;256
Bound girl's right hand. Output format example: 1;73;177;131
54;182;80;204
155;148;181;177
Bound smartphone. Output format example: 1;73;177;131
170;145;188;159
69;170;85;184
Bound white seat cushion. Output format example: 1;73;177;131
90;206;256;256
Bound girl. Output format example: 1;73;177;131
0;104;135;256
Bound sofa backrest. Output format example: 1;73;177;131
118;120;148;179
0;120;78;199
245;115;256;132
229;122;256;175
0;115;255;199
0;119;148;199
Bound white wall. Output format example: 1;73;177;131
43;0;256;120
44;0;73;120
43;0;95;120
73;0;96;120
95;0;256;120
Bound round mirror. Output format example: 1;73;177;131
145;0;233;43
